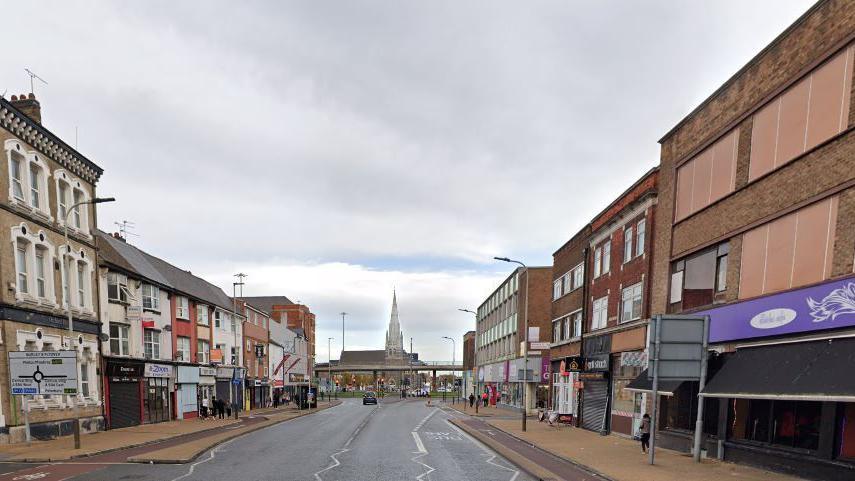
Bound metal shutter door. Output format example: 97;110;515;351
109;381;140;429
216;380;230;402
581;380;608;432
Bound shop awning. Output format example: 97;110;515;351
624;369;684;397
701;337;855;402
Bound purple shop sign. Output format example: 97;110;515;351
541;353;551;383
696;275;855;343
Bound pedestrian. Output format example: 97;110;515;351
273;392;280;408
201;396;210;420
218;398;226;419
481;391;488;407
469;393;475;408
226;402;232;418
639;414;651;454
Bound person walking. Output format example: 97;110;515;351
481;391;488;407
218;397;226;419
201;396;210;420
639;414;651;454
468;393;475;408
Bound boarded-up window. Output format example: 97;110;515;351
749;46;853;181
738;196;838;299
674;129;739;221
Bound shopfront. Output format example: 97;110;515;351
610;350;646;437
174;365;198;419
550;357;581;422
644;276;855;480
215;367;233;404
580;335;610;433
198;367;216;411
507;356;543;413
106;359;144;429
143;363;172;424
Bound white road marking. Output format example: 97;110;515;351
446;418;520;481
314;404;378;480
169;437;238;481
411;432;426;454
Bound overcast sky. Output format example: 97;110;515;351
2;1;814;362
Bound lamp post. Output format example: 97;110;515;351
441;336;455;402
495;256;529;432
340;312;347;353
64;196;114;449
232;274;247;419
327;337;334;404
459;308;477;412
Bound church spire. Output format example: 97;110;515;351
385;289;404;358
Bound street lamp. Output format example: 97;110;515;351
441;336;456;402
231;274;247;420
63;196;114;449
459;308;477;412
328;337;334;404
494;256;529;432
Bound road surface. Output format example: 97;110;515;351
0;398;533;481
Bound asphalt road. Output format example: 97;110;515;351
14;398;533;481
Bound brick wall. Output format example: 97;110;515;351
551;224;590;321
517;267;553;344
652;0;855;315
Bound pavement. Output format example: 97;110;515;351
0;398;534;481
444;402;806;481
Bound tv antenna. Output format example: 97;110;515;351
114;220;139;239
24;69;48;95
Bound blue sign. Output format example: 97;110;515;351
232;379;241;385
12;388;37;394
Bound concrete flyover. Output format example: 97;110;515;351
318;363;462;373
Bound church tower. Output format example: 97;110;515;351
385;290;404;359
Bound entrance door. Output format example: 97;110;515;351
109;379;141;429
144;377;170;423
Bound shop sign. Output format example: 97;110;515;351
583;335;611;356
540;354;551;383
127;305;142;321
564;356;583;373
583;353;609;372
107;361;143;377
697;276;855;343
289;373;305;383
216;367;234;379
210;349;223;364
530;342;550;350
199;367;216;377
620;351;647;368
145;363;173;378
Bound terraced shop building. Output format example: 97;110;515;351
0;94;104;442
645;1;855;478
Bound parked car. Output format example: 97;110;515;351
363;391;378;405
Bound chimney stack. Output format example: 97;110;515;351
9;93;42;124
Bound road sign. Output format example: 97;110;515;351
9;351;78;396
529;342;550;350
648;315;707;380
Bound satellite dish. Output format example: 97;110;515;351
99;332;109;342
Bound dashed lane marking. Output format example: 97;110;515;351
313;405;378;480
447;418;520;481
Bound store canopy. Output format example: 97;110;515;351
701;337;855;402
625;369;685;397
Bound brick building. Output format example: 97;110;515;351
475;266;552;413
243;297;316;381
548;224;590;422
462;330;475;397
0;94;104;442
235;300;270;409
643;1;855;478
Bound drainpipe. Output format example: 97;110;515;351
576;246;590;428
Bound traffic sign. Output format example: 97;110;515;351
9;351;78;396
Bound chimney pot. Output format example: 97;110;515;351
10;93;42;124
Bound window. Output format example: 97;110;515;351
10;155;24;200
675;129;739;221
197;340;210;364
107;273;129;303
731;399;821;451
176;336;190;361
176;296;189;319
602;240;611;274
739;197;837;299
669;242;728;311
592;296;608;330
80;362;90;398
29;164;41;209
197;305;209;325
72;189;82;229
142;284;159;310
623;226;633;263
750;46;853;181
552;319;562;343
561;273;572;294
572;264;584;290
571;310;583;337
562;315;570;340
593;247;602;277
109;323;130;356
636;219;646;257
16;242;28;294
34;248;46;298
620;282;643;322
76;262;86;308
144;330;160;359
214;311;222;328
58;182;68;220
